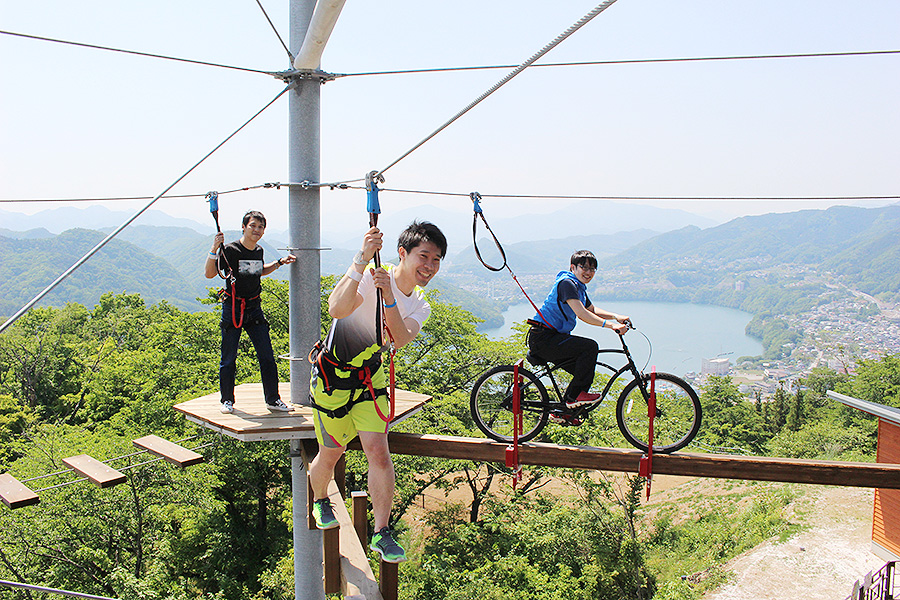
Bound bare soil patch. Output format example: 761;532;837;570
700;484;885;600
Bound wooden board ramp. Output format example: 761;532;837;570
62;454;127;489
174;382;430;442
0;473;39;509
362;433;900;490
133;435;204;468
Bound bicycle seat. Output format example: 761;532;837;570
526;351;548;366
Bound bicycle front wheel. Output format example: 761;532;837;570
470;365;550;443
616;372;701;453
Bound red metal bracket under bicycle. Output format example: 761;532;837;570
505;359;524;489
638;367;657;500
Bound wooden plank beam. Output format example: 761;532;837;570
0;473;39;509
62;455;127;489
328;482;383;599
132;435;204;468
361;433;900;490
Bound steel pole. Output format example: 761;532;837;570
289;0;322;598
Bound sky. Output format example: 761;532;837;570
1;0;899;243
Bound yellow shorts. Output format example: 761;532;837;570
310;363;390;448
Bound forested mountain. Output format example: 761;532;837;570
0;229;203;314
604;204;900;304
3;204;898;322
446;229;660;275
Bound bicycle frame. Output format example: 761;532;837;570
530;334;648;411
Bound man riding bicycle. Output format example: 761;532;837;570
527;250;631;411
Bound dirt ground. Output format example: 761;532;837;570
407;472;889;599
700;483;886;600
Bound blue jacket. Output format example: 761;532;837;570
533;270;588;334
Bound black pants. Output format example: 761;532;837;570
220;302;280;404
528;327;598;400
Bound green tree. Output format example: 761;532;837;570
696;376;766;452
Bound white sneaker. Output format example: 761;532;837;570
266;398;294;413
221;400;234;414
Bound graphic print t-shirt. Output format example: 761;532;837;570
219;241;264;299
324;265;430;365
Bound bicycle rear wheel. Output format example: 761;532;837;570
470;365;550;443
616;372;701;453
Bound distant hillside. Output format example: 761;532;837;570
0;227;503;326
601;204;900;307
445;229;660;275
0;229;203;316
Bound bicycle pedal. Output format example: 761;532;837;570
549;412;582;426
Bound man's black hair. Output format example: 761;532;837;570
398;220;448;258
242;210;267;227
570;250;598;269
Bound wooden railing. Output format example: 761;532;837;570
847;561;895;600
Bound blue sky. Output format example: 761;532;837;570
1;0;898;239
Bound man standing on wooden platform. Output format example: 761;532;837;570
205;210;296;414
307;221;446;563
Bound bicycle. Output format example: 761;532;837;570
469;324;702;453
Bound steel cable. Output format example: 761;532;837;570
0;85;291;334
0;29;276;76
375;0;619;178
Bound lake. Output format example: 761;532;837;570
480;300;764;376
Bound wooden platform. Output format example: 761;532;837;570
0;473;39;509
62;454;127;488
174;383;431;442
133;435;205;468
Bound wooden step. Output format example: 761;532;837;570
62;454;127;488
133;435;204;468
0;473;39;509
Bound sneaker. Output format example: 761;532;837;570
266;398;294;412
549;410;582;426
565;391;601;409
312;499;339;530
370;527;407;563
220;400;234;414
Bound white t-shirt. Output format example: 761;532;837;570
324;264;430;363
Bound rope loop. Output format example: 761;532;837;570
471;192;507;272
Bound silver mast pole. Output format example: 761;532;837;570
289;0;323;597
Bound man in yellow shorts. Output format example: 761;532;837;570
307;220;446;563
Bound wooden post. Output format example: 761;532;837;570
323;527;340;594
379;561;398;600
351;491;368;547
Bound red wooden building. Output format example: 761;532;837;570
830;391;900;561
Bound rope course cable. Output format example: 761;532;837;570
0;29;276;76
24;435;218;493
0;184;285;204
0;85;292;335
4;186;897;205
253;0;294;65
289;184;900;203
334;49;900;78
375;0;620;179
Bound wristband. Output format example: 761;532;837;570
353;250;368;266
383;300;397;309
346;267;363;282
600;319;607;328
208;251;217;260
276;258;284;267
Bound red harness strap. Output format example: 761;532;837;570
221;290;260;329
505;359;524;489
638;367;657;500
379;318;397;425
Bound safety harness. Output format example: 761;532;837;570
207;190;263;330
470;192;552;329
306;173;398;425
